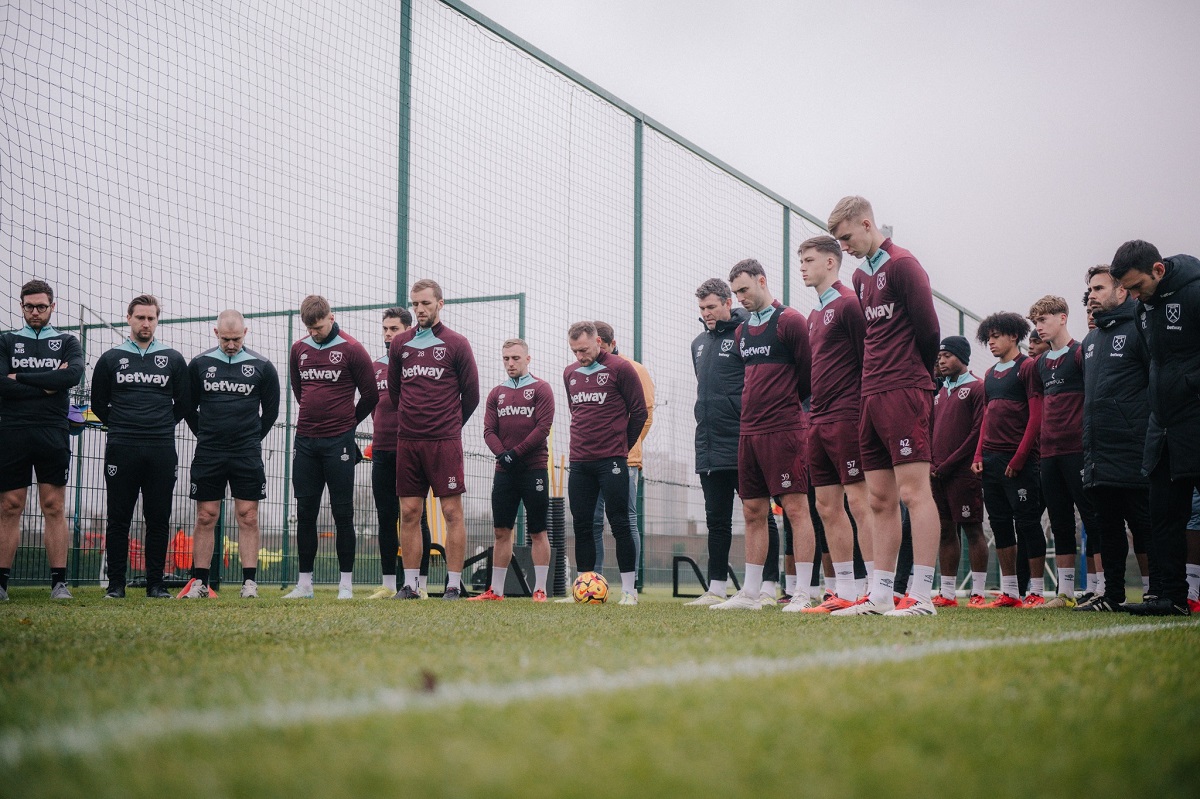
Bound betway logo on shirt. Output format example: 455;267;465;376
204;379;254;395
864;303;895;322
498;404;535;418
11;356;60;369
571;391;607;405
402;365;445;380
300;368;341;382
116;371;169;386
740;344;772;358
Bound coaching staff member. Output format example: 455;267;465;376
91;294;189;599
0;279;85;600
181;310;280;599
1110;241;1200;616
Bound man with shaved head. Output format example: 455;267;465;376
181;310;280;598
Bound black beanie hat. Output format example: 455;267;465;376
939;335;971;366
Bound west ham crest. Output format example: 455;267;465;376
154;355;168;369
876;271;887;291
524;388;535;400
329;351;343;364
48;339;62;351
596;373;609;386
433;347;447;361
1166;304;1181;324
242;364;256;377
106;464;117;477
823;309;835;325
720;339;734;352
1111;334;1126;352
957;387;971;400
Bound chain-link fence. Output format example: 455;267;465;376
3;0;998;592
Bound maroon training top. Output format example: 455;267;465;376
807;282;865;424
1035;342;1085;457
388;321;480;441
976;354;1043;471
931;373;985;476
735;302;810;435
852;239;940;395
563;350;648;462
290;327;378;438
371;353;398;447
483;375;555;470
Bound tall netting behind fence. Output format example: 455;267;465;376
2;0;982;590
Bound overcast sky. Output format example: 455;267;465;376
467;0;1200;341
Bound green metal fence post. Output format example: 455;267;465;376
396;0;413;303
210;500;225;590
633;115;645;591
69;326;87;587
782;206;791;307
281;312;295;588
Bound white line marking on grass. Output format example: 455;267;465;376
2;620;1195;765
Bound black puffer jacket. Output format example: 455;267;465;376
692;308;748;473
1081;297;1149;488
1137;253;1200;479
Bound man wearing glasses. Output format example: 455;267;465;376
0;280;85;600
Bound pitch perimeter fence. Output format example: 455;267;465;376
3;0;989;592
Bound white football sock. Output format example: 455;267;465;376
383;574;397;592
417;573;427;591
743;564;764;597
709;578;727;597
972;571;988;596
784;574;797;594
297;572;313;590
1000;573;1018;598
761;580;777;600
620;571;636;595
403;569;419;590
1029;576;1044;596
910;565;935;603
834;561;855;600
534;565;549;593
940;571;957;600
1141;575;1150;593
795;563;814;601
1057;568;1074;596
1186;564;1200;601
1093;571;1106;595
870;570;895;605
490;567;507;596
446;571;461;591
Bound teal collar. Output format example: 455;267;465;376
505;374;535;388
994;359;1017;373
118;338;166;356
944;372;977;389
214;347;254;364
861;245;891;276
749;304;777;326
816;286;840;310
1046;343;1071;359
576;361;607;376
413;326;435;340
16;324;60;338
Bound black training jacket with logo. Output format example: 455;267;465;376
1081;297;1149;488
1136;253;1200;479
691;307;748;473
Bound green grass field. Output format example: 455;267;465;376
2;586;1197;798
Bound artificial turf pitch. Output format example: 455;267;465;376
2;587;1197;798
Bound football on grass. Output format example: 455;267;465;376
572;571;608;603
